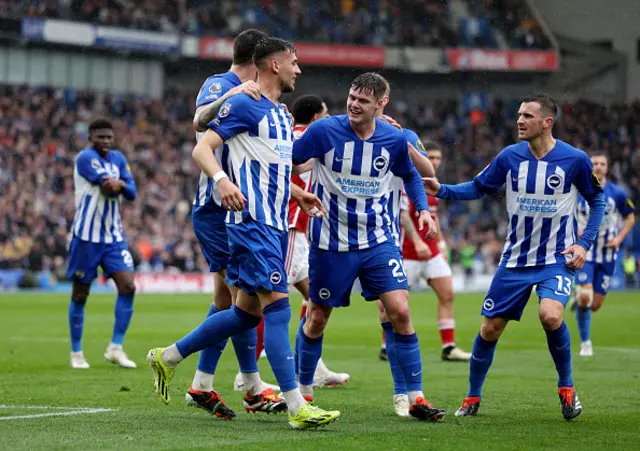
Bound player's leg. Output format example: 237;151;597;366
425;255;471;361
456;266;532;417
574;263;595;356
101;241;137;368
590;263;612;313
537;266;582;420
377;300;409;417
296;247;357;402
66;237;100;369
361;242;445;420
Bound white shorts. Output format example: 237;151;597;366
285;229;309;285
404;254;452;287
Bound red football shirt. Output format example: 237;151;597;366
288;125;312;233
401;194;440;261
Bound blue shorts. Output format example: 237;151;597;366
66;237;134;285
225;220;288;295
482;264;575;321
575;261;615;295
309;241;408;308
192;202;229;273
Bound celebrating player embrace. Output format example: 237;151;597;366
293;72;445;421
424;94;606;421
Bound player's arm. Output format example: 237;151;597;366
425;150;508;200
292;160;314;175
116;158;137;201
408;142;435;177
193;81;261;132
433;215;448;257
75;152;108;185
290;183;326;218
292;120;327;165
606;196;636;249
400;209;431;260
192;129;246;212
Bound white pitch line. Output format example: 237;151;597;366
0;408;113;421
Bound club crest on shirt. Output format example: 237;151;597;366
218;102;232;119
210;82;222;94
373;155;389;172
546;173;563;191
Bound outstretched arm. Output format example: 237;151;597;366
424;178;485;200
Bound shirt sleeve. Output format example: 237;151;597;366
118;154;137;201
389;134;415;178
196;77;234;108
573;153;604;200
472;150;509;195
615;188;636;217
292;119;328;164
207;95;253;142
75;151;106;185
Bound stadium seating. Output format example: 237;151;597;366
1;83;638;276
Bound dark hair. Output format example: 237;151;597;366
233;29;268;65
253;37;296;69
292;95;325;125
350;72;389;101
422;140;441;152
88;118;113;133
521;93;558;119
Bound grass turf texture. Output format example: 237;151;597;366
1;292;639;450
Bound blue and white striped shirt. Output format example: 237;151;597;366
193;71;241;209
462;140;603;268
208;94;293;231
577;181;635;264
71;148;137;243
292;116;428;252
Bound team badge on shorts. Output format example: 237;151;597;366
578;272;588;283
483;298;495;311
75;270;85;279
270;271;282;285
319;288;331;300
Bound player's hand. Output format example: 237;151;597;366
229;80;261;101
605;237;622;249
562;244;587;270
294;191;326;218
414;239;432;260
380;114;402;130
417;210;437;240
422;177;441;196
102;176;124;194
217;178;247;212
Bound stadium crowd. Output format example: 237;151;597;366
1;83;638;279
0;0;550;49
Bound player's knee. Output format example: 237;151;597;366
376;301;389;323
539;309;563;330
480;319;505;341
576;286;593;307
387;304;411;328
71;295;88;305
591;297;604;312
439;289;454;306
118;280;136;295
306;307;329;335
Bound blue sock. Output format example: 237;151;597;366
297;322;323;386
468;333;498;398
393;332;422;392
231;327;259;374
545;322;573;387
575;306;591;343
263;298;297;392
196;305;228;374
294;315;307;377
111;293;134;345
176;305;260;358
68;299;85;353
382;323;408;395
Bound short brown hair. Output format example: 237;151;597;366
521;93;558;119
351;72;389;101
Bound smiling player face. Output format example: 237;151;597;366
276;50;301;94
347;88;383;127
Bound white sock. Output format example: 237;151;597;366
408;390;424;405
161;344;183;368
315;358;328;376
191;370;214;392
108;343;122;351
242;371;262;395
282;389;307;415
299;383;314;398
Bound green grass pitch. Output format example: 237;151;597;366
1;291;639;450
